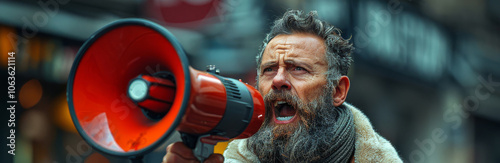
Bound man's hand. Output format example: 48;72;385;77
162;142;224;163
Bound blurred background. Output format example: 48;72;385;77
1;0;499;162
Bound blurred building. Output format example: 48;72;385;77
0;0;499;162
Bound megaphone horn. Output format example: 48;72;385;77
67;19;265;162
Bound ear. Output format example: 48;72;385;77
333;76;350;107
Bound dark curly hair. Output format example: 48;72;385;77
256;10;354;87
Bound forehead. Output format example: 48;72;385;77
263;33;326;60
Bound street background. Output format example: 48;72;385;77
1;0;499;162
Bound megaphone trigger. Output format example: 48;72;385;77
180;133;229;162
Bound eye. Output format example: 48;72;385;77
294;67;307;71
290;66;309;75
262;67;276;75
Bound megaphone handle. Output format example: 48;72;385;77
181;133;215;162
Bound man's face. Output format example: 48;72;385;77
258;33;329;127
251;33;355;162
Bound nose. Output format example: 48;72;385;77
272;68;291;91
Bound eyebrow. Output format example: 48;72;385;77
260;61;277;69
260;59;315;71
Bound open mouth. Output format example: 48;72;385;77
273;100;297;123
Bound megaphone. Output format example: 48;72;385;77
67;19;265;162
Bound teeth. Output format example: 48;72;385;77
274;100;294;122
276;116;293;121
274;101;287;107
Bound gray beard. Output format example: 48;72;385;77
247;88;356;163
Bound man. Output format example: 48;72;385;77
164;10;402;163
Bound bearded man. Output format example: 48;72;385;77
163;10;402;163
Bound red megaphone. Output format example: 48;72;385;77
66;19;265;162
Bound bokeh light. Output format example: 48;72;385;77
19;79;43;109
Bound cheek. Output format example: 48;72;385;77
294;80;327;102
257;79;271;95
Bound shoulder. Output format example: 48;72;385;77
344;102;403;163
223;139;260;163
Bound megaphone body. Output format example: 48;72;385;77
67;19;265;161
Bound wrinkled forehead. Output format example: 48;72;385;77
263;33;327;60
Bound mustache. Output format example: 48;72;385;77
263;90;300;109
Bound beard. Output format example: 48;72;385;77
247;86;356;163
